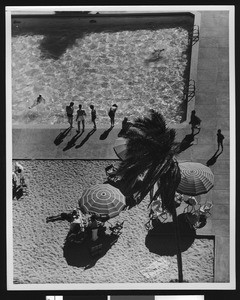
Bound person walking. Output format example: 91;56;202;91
66;102;74;128
189;110;201;134
90;105;97;129
217;129;225;151
108;104;118;127
76;104;86;133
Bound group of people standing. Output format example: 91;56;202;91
65;102;118;132
46;208;106;244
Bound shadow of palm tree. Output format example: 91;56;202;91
75;128;96;149
63;232;119;269
54;127;72;146
39;34;79;60
12;18;191;60
63;131;84;151
99;126;113;140
145;213;196;256
206;149;223;167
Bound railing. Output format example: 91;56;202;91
183;79;196;103
188;25;200;46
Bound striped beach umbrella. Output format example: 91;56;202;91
113;137;128;160
177;162;214;196
79;184;126;219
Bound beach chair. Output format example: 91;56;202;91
109;221;124;236
151;198;168;222
185;202;213;230
183;196;199;214
105;164;121;182
199;202;213;218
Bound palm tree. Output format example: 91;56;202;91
115;109;184;282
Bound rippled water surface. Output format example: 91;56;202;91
12;21;191;126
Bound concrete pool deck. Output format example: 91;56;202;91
12;11;231;283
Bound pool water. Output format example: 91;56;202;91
12;21;191;126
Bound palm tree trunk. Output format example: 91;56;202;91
150;187;183;282
172;201;183;282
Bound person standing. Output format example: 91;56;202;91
66;102;74;128
90;104;97;129
108;104;118;127
76;104;86;133
189;110;201;134
217;129;225;151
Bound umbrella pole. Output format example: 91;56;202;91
172;200;183;282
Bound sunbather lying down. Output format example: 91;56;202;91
29;94;46;109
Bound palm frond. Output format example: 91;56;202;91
114;110;181;211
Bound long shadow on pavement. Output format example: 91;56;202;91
54;127;72;146
99;126;113;140
63;232;119;269
206;149;223;167
63;131;84;151
75;128;96;149
145;213;196;256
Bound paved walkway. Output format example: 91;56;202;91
12;11;230;283
193;10;230;283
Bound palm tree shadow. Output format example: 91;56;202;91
145;213;196;256
206;149;223;167
63;232;119;269
39;34;78;60
63;131;84;151
75;128;96;149
99;126;113;140
54;127;72;146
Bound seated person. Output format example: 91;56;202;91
118;117;133;137
14;162;27;187
69;209;85;233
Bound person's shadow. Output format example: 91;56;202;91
63;230;120;269
206;149;223;167
145;213;196;256
177;131;200;154
99;126;113;140
63;131;84;151
75;128;96;149
54;127;72;146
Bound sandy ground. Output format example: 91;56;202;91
12;160;214;284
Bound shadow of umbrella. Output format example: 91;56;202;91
99;126;113;140
63;232;119;269
145;213;196;256
54;127;72;145
63;131;84;151
75;128;96;149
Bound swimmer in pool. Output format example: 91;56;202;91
152;48;165;58
29;94;46;109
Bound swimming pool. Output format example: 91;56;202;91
11;13;196;127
